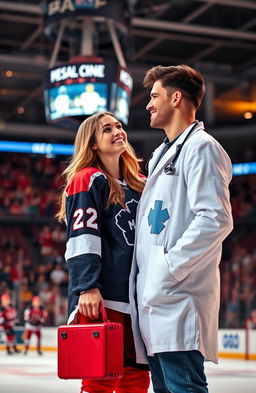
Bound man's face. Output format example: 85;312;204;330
86;84;94;93
1;294;10;308
146;80;174;129
32;297;41;308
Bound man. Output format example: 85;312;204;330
80;83;105;115
23;296;48;355
129;65;233;393
0;293;21;355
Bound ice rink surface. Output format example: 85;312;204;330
0;350;256;393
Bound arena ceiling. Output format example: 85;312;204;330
1;0;256;148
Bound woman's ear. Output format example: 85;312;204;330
91;143;97;151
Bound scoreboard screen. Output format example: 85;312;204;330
44;58;133;127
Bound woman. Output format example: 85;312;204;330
57;112;150;393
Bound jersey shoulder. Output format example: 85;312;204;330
66;167;107;197
138;173;147;181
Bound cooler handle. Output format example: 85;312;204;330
74;304;108;324
99;304;108;322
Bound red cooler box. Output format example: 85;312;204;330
57;307;124;380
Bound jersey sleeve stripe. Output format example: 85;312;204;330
65;234;101;261
66;169;106;196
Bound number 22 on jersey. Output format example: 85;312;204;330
72;208;98;231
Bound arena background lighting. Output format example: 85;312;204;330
0;140;255;176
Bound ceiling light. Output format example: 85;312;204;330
17;107;25;114
5;70;13;77
244;111;253;120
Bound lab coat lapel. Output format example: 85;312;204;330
147;143;165;177
147;121;204;180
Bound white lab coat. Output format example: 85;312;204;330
129;122;233;364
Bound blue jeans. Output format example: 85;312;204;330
147;350;208;393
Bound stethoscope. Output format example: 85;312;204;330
164;121;200;175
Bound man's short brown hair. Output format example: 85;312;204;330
143;64;205;109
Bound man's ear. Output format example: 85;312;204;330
172;91;182;106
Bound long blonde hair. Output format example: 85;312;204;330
56;111;145;221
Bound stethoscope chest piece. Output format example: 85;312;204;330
163;121;200;176
164;162;176;175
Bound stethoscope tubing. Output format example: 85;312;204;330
164;121;200;175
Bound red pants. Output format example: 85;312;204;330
80;309;150;393
81;366;150;393
24;329;41;350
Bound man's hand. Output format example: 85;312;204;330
78;288;103;319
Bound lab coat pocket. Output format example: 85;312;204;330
142;245;178;306
156;173;178;204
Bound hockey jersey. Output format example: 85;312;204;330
65;167;141;322
0;305;17;329
24;306;48;331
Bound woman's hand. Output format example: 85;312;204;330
78;288;103;319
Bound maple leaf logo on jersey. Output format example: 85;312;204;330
115;199;139;246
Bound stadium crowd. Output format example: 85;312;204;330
0;223;68;326
0;151;255;328
0;153;64;217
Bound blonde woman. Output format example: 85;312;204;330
57;112;150;393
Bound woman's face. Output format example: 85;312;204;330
92;115;127;157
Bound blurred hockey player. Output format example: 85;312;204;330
54;86;70;116
23;296;48;355
0;293;21;355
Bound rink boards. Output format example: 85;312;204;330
218;329;256;360
1;327;256;360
